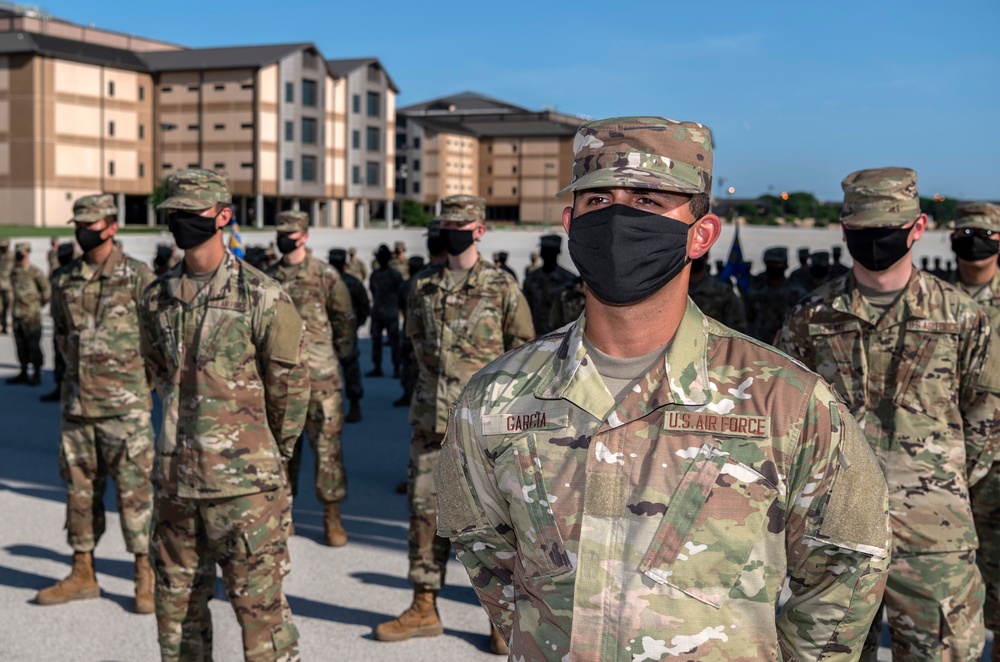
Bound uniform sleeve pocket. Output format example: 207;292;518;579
640;444;780;608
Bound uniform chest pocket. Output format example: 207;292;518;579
198;308;252;379
464;296;501;335
498;434;573;579
893;321;960;415
808;321;866;412
639;444;781;609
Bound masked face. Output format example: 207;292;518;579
75;223;109;254
568;204;692;305
276;233;301;255
951;228;1000;262
765;264;786;280
844;225;913;272
167;210;222;250
438;228;476;256
14;251;25;262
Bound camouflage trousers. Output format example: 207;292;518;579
59;410;155;554
972;462;1000;632
0;288;9;329
370;314;400;371
340;344;364;401
151;488;299;662
407;427;450;591
287;373;346;503
861;551;984;662
12;318;42;368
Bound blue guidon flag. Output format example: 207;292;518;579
228;214;245;259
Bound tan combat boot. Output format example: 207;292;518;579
373;588;443;641
134;554;155;614
324;502;348;547
35;551;100;605
489;623;509;656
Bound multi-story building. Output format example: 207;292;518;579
0;4;397;228
396;92;583;224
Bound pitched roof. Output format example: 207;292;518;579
326;57;399;92
409;111;583;139
399;91;529;115
140;42;316;72
0;31;149;71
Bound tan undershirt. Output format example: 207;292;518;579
583;334;669;402
856;281;904;315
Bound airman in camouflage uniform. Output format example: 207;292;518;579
948;201;1000;655
744;246;806;343
344;247;367;282
368;244;404;378
688;252;746;332
7;241;49;385
776;168;1000;662
35;195;156;613
548;276;586;330
267;210;355;546
139;169;308;662
374;194;534;655
830;244;850;278
47;236;60;275
0;238;12;333
522;234;577;336
390;240;410;279
437;116;891;661
328;248;370;423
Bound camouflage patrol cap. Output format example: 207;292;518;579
14;241;29;252
436;195;486;223
158;168;232;211
763;246;788;264
540;234;562;250
275;210;309;233
395;241;406;252
953;202;1000;232
69;193;117;224
557;116;713;197
840;167;920;228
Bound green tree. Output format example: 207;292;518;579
401;200;431;227
920;197;959;225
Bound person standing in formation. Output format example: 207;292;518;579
367;244;404;379
522;234;576;336
687;250;746;332
7;241;49;385
328;247;370;424
0;238;13;334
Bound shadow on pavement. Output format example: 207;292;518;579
4;544;135;582
351;571;480;607
0;562;134;608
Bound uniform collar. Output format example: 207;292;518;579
834;265;929;325
70;246;125;281
534;299;713;423
165;250;237;305
437;255;487;291
275;254;310;280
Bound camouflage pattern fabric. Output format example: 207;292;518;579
48;244;60;275
0;244;13;330
688;274;746;333
557;116;713;197
435;195;486;222
157;168;232;211
523;264;577;336
548;279;586;331
840;167;920;228
152;488;299;662
389;256;410;280
339;271;369;402
775;268;1000;659
138;250;309;498
745;275;806;343
11;261;49;367
59;410;154;554
436;301;890;661
50;247;155;418
406;257;534;590
267;254;354;503
344;255;367;282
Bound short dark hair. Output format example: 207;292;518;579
689;193;710;220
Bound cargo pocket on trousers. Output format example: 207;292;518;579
639;444;779;608
270;621;299;652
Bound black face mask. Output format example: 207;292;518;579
14;252;25;262
810;265;830;280
426;235;447;257
844;226;912;272
167;211;221;250
690;256;707;274
568;204;691;305
276;234;300;255
75;226;107;254
952;232;1000;262
439;229;475;256
765;264;786;280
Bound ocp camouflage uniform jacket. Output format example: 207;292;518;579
407;256;534;434
437;301;891;661
11;262;49;322
951;268;1000;330
139;251;309;498
51;247;155;418
776;268;1000;555
267;254;354;381
0;250;13;291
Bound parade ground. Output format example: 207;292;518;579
0;226;993;661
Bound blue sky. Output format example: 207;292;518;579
40;1;1000;201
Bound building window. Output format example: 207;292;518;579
139;125;145;139
352;94;360;113
285;121;294;141
352;130;360;149
366;161;379;186
367;63;380;83
241;82;254;90
413;159;421;172
213;162;225;169
487;165;492;174
284;159;294;180
487;186;492;196
352;165;360;184
241;162;253;169
214;84;225;91
512;186;518;195
187;162;199;168
302;155;317;181
162;163;172;170
366;91;380;117
138;85;144;100
512;165;517;174
366;127;380;151
302;117;317;144
414;137;421;148
108;161;115;176
161;86;172;93
187;124;199;131
303;50;317;69
487;145;492;153
301;79;317;107
214;123;225;131
108;121;115;137
413;182;421;194
188;85;199;92
108;81;115;97
139;163;145;178
512;144;517;153
285;82;294;103
241;122;253;129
